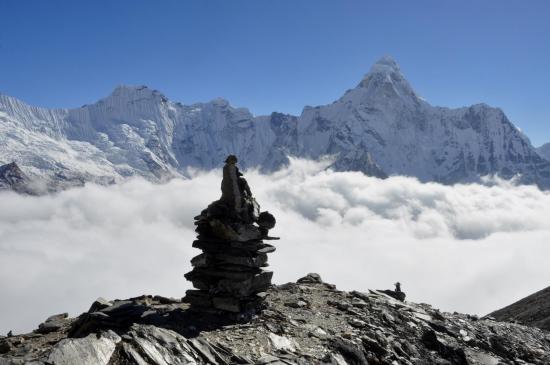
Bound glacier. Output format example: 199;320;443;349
1;56;550;190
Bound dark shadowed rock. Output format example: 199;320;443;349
489;285;550;331
296;273;323;284
376;283;406;302
0;162;32;194
421;329;468;364
332;337;368;365
35;313;69;334
88;297;112;313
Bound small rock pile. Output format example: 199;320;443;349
184;208;277;318
378;282;406;302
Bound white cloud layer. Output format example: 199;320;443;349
1;158;550;334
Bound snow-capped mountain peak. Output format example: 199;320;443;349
352;56;422;105
102;84;170;106
368;55;401;74
1;56;550;190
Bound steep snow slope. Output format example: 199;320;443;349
1;56;549;188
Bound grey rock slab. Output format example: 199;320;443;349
464;348;500;365
268;333;299;352
351;298;368;308
348;318;367;328
296;273;323;284
256;355;298;365
46;330;120;365
188;337;229;365
284;300;308;309
45;313;68;323
257;245;276;254
320;353;349;365
88;297;112;313
123;324;203;364
308;326;329;339
350;291;371;302
35;321;63;335
35;313;69;334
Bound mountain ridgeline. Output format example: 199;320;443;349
3;275;550;364
537;143;550;162
1;56;550;190
490;285;550;331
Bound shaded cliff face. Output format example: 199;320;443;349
0;162;31;193
538;143;550;161
489;285;550;331
2;56;550;189
2;275;550;365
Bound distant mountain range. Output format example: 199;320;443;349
1;56;550;191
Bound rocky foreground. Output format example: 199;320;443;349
2;274;550;365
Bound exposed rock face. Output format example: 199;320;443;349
0;162;31;193
2;276;550;364
489;285;550;331
2;56;550;189
538;143;550;161
183;160;277;319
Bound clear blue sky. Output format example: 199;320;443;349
1;0;549;145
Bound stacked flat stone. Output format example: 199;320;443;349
184;212;276;317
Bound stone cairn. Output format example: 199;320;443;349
184;155;277;319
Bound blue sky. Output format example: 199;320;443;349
1;0;549;145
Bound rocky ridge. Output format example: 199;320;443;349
537;143;550;161
0;162;33;194
2;274;550;365
2;56;550;189
490;285;550;332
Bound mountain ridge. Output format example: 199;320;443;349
2;274;550;364
0;162;32;193
489;285;550;331
537;143;550;161
2;56;550;190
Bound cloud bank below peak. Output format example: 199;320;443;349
1;159;550;334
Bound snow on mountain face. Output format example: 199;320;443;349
1;57;550;189
537;143;550;161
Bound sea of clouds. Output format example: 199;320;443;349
1;158;550;334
